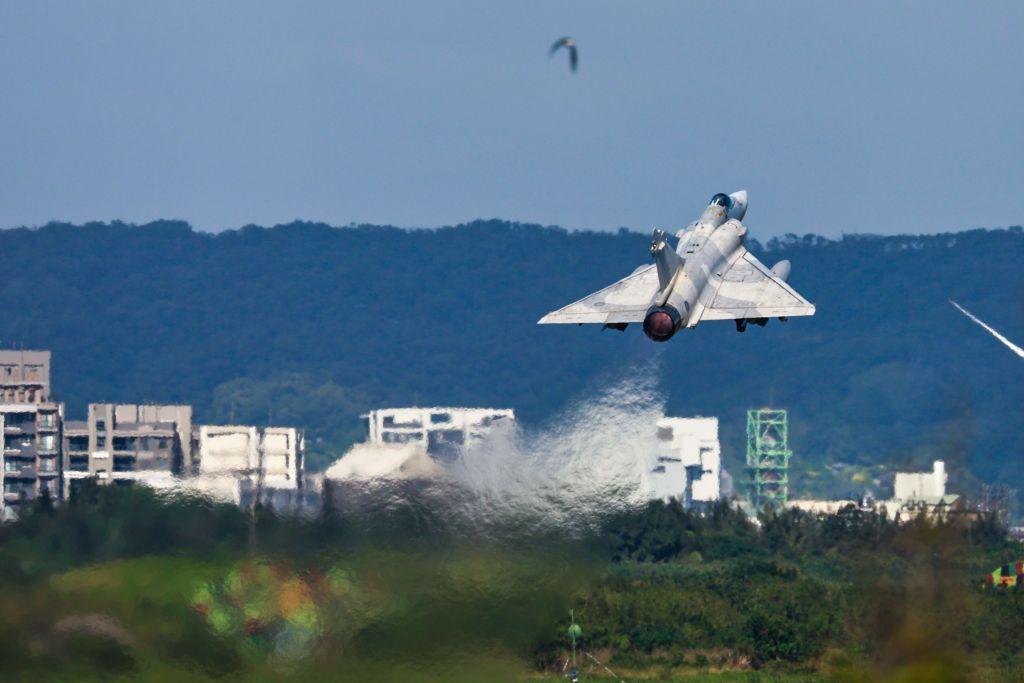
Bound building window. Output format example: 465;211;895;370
382;432;418;444
4;461;21;474
38;459;55;473
427;430;464;462
68;436;88;452
382;415;422;429
39;434;56;450
430;412;452;424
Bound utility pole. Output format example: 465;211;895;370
568;610;581;682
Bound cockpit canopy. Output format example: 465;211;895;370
709;193;733;209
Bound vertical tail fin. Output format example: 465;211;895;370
650;229;683;290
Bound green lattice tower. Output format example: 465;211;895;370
746;409;792;509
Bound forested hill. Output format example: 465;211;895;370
2;220;1023;497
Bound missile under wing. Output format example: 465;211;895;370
538;191;815;341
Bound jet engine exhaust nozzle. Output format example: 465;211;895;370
643;305;682;342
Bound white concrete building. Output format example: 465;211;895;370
786;499;858;515
195;425;304;505
894;460;946;502
875;460;962;521
362;407;515;463
260;428;302;490
648;417;728;507
326;407;516;481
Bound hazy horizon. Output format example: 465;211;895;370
5;215;1021;239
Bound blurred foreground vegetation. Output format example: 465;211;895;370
1;485;1023;681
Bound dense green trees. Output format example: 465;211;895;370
582;499;1024;673
1;220;1022;498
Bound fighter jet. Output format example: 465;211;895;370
538;191;815;341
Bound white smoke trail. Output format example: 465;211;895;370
326;357;667;535
950;300;1024;360
449;362;664;533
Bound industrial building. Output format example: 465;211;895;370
883;460;965;521
62;403;193;498
361;407;515;463
784;461;971;523
647;416;730;507
894;460;947;502
0;350;63;518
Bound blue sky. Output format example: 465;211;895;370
1;1;1021;237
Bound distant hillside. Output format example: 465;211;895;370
2;220;1022;498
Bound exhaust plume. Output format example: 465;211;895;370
325;359;666;536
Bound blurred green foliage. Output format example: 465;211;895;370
1;489;1023;680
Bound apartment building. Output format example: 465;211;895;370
63;403;193;499
0;350;63;518
0;350;52;404
0;349;312;514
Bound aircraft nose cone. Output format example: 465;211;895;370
643;309;677;342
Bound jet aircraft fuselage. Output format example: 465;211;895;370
538;191;815;341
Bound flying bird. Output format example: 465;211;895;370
950;300;1024;359
550;36;578;72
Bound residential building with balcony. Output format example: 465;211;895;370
0;350;63;519
62;403;193;499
